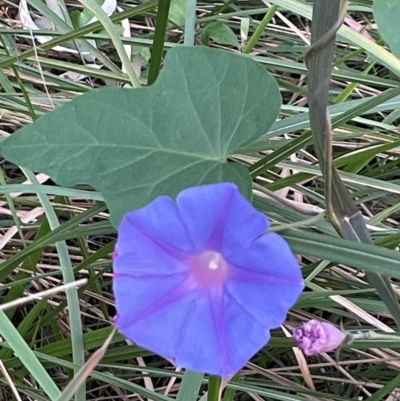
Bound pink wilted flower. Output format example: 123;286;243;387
293;319;346;355
113;182;304;377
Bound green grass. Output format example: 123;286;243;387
1;0;400;400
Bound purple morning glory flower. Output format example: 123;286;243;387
293;319;346;355
113;182;304;377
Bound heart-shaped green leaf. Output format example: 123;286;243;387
201;21;239;47
1;46;281;226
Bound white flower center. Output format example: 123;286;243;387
208;253;223;270
190;251;229;286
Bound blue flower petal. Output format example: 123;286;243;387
177;183;268;255
115;195;193;276
225;232;304;327
222;289;271;373
114;273;190;330
113;182;304;377
117;283;270;377
175;288;231;376
127;287;230;375
124;296;194;361
121;194;195;252
227;232;303;280
175;287;270;377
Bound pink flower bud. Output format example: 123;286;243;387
293;319;346;355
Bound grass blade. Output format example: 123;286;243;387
0;311;61;400
176;370;204;401
148;0;172;85
55;328;116;401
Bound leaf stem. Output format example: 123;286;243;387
208;375;222;401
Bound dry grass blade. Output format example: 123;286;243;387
0;278;87;311
0;360;23;401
